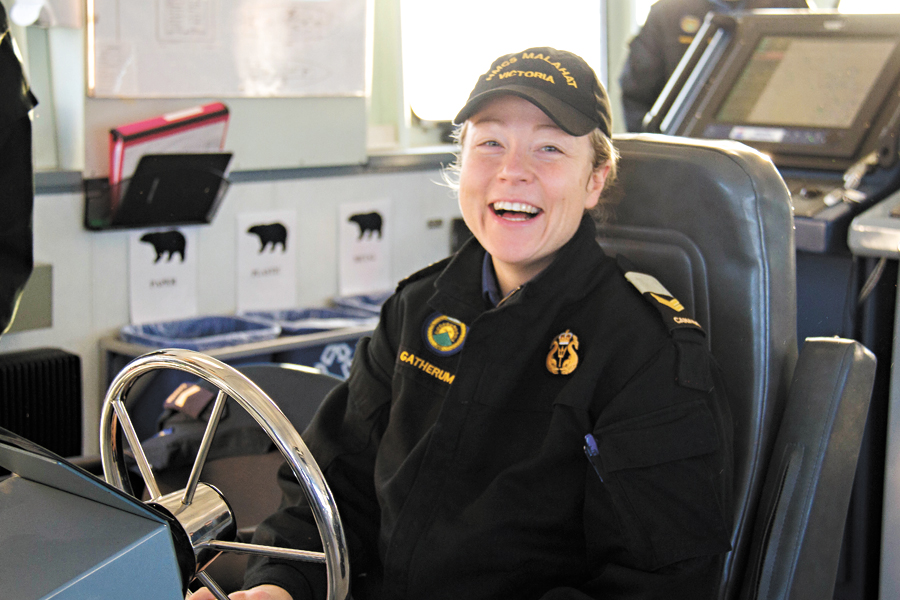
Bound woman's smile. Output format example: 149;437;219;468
490;201;542;221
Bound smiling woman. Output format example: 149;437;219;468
449;47;615;297
457;95;608;295
214;46;734;600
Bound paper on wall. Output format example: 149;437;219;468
338;199;392;296
236;209;297;312
128;227;199;324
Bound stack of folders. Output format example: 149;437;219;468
108;102;230;201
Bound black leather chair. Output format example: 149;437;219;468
603;134;876;600
145;362;342;593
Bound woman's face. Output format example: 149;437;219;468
458;95;609;294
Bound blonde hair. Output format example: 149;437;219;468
441;121;619;221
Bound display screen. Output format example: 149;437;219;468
715;36;896;131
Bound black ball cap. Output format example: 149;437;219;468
454;47;612;138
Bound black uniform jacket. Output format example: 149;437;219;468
0;5;37;334
244;216;734;600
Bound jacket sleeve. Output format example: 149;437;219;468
537;556;724;600
543;339;734;600
0;113;34;335
242;303;398;599
0;9;37;335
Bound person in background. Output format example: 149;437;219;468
0;2;36;335
619;0;810;132
195;46;733;600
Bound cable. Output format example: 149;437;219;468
858;257;888;305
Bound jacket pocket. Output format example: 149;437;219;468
591;399;731;570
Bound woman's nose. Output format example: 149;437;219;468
498;148;532;182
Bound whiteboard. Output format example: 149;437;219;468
88;0;366;98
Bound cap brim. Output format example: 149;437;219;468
454;85;598;137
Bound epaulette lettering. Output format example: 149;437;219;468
618;261;705;338
617;256;712;392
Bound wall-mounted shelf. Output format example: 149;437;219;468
83;153;232;231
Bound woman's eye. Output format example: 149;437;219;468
541;145;562;153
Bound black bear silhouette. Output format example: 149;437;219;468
140;230;186;263
348;211;383;240
247;222;288;252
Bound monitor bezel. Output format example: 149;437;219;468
680;12;900;166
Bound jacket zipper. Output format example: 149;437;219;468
496;285;522;307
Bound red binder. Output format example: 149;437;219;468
108;102;230;188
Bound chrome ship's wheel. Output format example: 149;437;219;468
99;349;350;600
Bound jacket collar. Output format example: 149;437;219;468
430;214;609;322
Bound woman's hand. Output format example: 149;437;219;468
189;584;293;600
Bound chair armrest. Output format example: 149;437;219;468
741;337;876;600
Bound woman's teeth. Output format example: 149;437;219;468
492;202;540;220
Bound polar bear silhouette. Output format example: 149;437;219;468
140;230;186;263
247;222;288;253
348;211;383;240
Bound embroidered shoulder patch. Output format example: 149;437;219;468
422;312;467;356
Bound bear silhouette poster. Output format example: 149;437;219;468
139;230;186;262
348;211;383;240
247;222;288;252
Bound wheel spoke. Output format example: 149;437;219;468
112;399;161;500
183;390;228;505
195;571;229;600
198;539;327;564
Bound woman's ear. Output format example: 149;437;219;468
584;162;611;210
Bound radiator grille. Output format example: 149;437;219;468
0;348;82;458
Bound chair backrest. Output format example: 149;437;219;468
602;133;798;600
173;362;341;594
236;363;343;432
146;361;341;499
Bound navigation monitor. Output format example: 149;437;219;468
674;13;900;167
722;37;891;126
701;35;897;158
